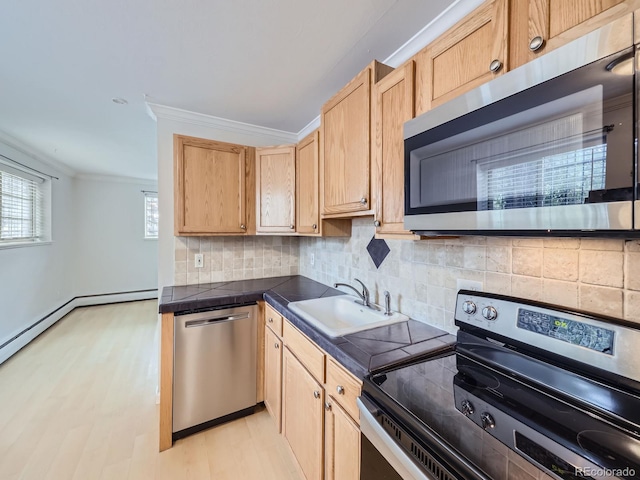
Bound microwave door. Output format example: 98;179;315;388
635;47;640;230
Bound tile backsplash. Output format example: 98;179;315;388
174;236;300;285
173;219;640;334
299;218;640;333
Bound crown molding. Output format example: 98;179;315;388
294;0;485;138
75;172;158;185
149;0;483;144
383;0;486;68
146;102;298;144
297;115;321;142
0;130;76;177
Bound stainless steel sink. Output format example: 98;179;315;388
288;295;408;337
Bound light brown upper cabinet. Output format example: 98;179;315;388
296;131;321;235
372;61;416;239
415;0;509;116
255;145;296;234
510;0;633;69
174;135;255;236
321;60;393;218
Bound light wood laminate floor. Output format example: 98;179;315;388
0;300;301;480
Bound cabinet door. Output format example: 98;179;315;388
296;130;320;235
282;347;324;480
174;135;248;235
324;399;360;480
255;145;296;234
513;0;628;67
264;326;282;432
321;66;372;217
415;0;509;115
373;61;415;238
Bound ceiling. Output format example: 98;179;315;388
1;0;461;180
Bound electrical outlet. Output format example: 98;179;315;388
195;254;204;268
456;279;482;292
309;253;315;266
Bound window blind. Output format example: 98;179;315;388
144;192;158;238
0;168;45;242
481;144;607;210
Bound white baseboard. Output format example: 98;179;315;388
0;290;158;365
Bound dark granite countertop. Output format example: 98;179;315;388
160;275;455;379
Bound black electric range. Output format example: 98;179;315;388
359;291;640;480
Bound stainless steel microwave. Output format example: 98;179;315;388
404;19;638;236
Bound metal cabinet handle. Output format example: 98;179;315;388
336;385;345;395
325;402;332;411
489;59;502;73
312;223;317;230
240;224;246;230
268;317;273;323
360;197;367;205
529;36;544;52
313;390;321;399
274;343;279;349
290;224;295;229
374;220;381;227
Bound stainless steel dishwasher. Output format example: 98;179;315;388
173;303;257;439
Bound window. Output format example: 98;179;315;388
0;167;48;244
482;144;607;210
144;192;158;239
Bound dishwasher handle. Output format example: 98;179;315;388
185;312;250;328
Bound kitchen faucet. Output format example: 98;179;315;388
334;278;371;308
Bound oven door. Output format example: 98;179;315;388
404;22;635;235
358;397;434;480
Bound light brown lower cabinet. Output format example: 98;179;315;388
324;397;360;480
282;346;325;480
264;325;283;432
267;317;362;480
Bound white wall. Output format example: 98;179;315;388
0;137;159;364
0;140;75;350
72;175;158;296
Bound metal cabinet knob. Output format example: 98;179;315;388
313;390;321;399
312;224;317;230
360;197;367;205
240;224;246;230
529;36;544;52
336;385;345;395
374;220;381;227
274;343;279;349
489;59;502;73
324;402;332;411
268;317;273;323
290;224;295;229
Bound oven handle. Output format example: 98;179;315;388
358;397;435;480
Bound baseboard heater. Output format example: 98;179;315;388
0;289;158;364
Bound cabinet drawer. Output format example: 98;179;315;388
283;320;325;383
326;358;362;423
265;303;283;337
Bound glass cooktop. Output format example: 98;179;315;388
365;348;640;479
